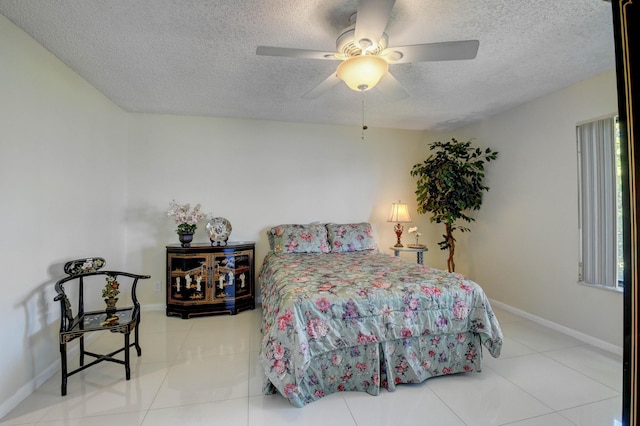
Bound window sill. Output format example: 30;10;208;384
578;281;624;293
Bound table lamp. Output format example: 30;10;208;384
387;201;412;247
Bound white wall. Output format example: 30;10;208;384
0;14;129;416
124;114;426;305
436;70;622;348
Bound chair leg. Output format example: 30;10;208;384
124;332;131;380
60;342;67;396
79;335;85;367
134;324;142;356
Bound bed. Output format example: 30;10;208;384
258;223;503;407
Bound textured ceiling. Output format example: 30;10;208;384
0;0;615;131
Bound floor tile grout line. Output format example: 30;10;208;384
482;359;561;419
485;346;621;419
341;393;361;426
537;350;623;393
557;394;624;412
422;383;471;425
502;329;585;354
497;411;578;425
555;395;623;421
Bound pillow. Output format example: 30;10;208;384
268;224;331;253
326;223;378;252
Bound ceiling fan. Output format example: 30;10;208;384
256;0;479;100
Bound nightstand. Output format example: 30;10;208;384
390;245;428;265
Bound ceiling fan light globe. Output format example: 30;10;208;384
336;55;389;92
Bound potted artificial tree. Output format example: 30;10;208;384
410;138;498;272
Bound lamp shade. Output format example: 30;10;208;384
336;55;389;92
387;202;412;223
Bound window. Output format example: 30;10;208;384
577;115;623;290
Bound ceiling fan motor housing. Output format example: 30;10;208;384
336;26;389;58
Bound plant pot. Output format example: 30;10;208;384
178;233;194;247
104;297;118;315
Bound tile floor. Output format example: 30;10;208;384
0;306;623;425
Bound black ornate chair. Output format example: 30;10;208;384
53;257;150;396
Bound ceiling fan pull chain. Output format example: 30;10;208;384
361;91;368;141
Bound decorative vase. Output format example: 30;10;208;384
178;232;194;247
104;297;118;315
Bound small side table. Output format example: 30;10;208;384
390;245;428;265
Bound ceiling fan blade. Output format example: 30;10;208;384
302;73;341;99
354;0;396;48
389;40;480;64
256;46;339;60
376;72;409;101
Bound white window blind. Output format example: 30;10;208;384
577;116;617;287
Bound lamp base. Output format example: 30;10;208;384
394;223;404;247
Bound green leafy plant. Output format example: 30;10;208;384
410;138;498;272
102;275;120;299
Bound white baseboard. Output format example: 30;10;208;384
142;303;165;312
0;332;102;420
489;299;623;356
0;361;59;420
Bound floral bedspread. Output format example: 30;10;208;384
259;251;503;407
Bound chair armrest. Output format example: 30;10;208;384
54;270;151;331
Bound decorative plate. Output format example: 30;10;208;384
206;217;232;246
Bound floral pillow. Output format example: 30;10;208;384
269;224;331;254
326;223;378;252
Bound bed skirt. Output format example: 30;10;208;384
262;330;483;407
